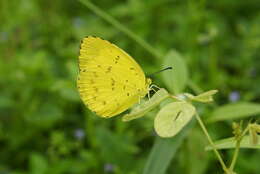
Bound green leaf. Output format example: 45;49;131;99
162;50;189;94
25;102;63;128
205;135;260;150
154;102;195;138
184;90;218;103
51;80;79;102
207;102;260;123
30;153;48;174
122;88;170;122
143;121;195;174
95;127;138;164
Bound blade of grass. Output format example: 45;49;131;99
143;120;195;174
78;0;162;59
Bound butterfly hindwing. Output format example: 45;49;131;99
77;36;149;117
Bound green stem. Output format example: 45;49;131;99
78;0;162;59
229;126;249;171
195;113;229;173
229;140;240;172
170;95;182;101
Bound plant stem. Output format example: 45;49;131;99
170;95;182;101
194;113;229;173
78;0;162;59
229;140;240;172
229;126;249;171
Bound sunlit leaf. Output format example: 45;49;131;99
205;135;260;150
162;50;189;94
184;90;218;103
154;102;195;138
122;88;170;121
207;102;260;123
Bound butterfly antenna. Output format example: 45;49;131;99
148;67;173;77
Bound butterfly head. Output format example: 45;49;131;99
146;78;152;89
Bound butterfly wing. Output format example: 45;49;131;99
77;36;148;117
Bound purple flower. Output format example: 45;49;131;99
104;163;114;173
249;67;257;77
229;91;240;102
74;129;85;140
73;17;84;28
0;32;8;42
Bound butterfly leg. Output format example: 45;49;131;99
148;85;159;95
147;90;151;99
147;84;160;100
150;84;161;91
149;87;157;94
138;96;141;104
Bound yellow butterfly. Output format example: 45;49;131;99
77;36;152;118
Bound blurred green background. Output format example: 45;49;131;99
0;0;260;173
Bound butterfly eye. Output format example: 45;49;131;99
146;78;152;85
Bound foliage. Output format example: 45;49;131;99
0;0;260;174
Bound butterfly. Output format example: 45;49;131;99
77;36;152;118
